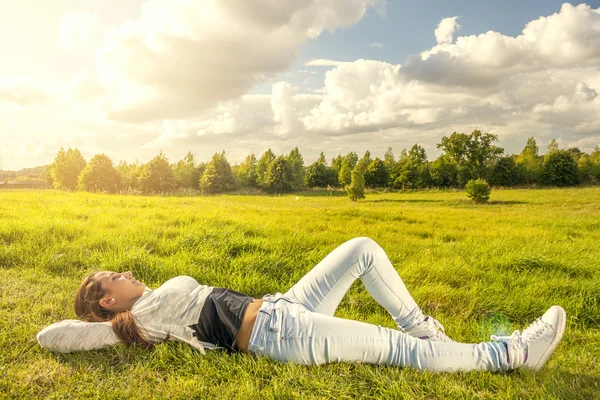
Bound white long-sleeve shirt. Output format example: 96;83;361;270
37;276;219;354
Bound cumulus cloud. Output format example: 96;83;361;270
58;11;103;50
293;3;600;150
42;1;598;168
0;77;47;106
405;3;600;87
71;72;110;101
435;16;460;45
305;59;351;67
533;81;600;134
142;95;276;149
93;0;381;123
369;41;384;48
271;82;304;137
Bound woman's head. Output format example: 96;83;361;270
75;271;146;320
74;271;151;347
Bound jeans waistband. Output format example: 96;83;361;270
248;292;301;353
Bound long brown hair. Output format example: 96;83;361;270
74;272;152;347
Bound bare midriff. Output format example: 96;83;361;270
233;298;263;352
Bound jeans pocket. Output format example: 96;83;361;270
266;308;283;341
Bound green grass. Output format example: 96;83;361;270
1;188;599;399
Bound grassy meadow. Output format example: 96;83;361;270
0;187;599;399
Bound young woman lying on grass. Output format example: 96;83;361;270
37;237;566;373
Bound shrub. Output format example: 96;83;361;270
540;150;579;187
490;156;524;187
465;178;491;204
345;159;367;201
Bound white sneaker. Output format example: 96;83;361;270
492;305;567;371
408;316;455;342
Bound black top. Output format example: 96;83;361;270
188;288;253;351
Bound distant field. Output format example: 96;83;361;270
1;188;599;399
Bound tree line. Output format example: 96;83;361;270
42;130;600;199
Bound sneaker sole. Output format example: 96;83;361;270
530;306;566;372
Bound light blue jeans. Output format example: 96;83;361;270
248;237;509;372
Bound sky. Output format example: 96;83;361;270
1;0;599;170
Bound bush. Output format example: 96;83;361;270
465;178;491;204
540;150;579;187
345;159;367;201
490;156;523;187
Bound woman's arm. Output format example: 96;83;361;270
37;320;121;353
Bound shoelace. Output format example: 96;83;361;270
427;318;454;342
521;317;552;342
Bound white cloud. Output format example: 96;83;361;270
271;82;304;138
294;3;600;152
5;1;600;170
406;4;600;87
58;11;103;50
71;72;109;101
0;76;47;106
305;59;350;67
533;80;600;134
435;16;460;45
93;0;380;123
369;41;384;48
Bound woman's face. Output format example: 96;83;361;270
95;271;147;312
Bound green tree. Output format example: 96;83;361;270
540;150;579;187
42;166;53;187
489;156;523;187
345;159;367;201
383;147;396;187
48;147;87;190
545;139;559;160
137;151;176;194
566;147;583;162
388;149;407;188
577;154;596;184
256;149;276;189
338;157;352;187
286;147;305;190
430;154;458;188
437;130;504;185
116;160;141;190
305;152;331;188
395;144;430;189
345;151;359;170
365;158;388;188
264;155;294;194
77;154;120;193
362;150;372;166
235;153;258;188
173;152;202;189
331;154;343;175
515;137;542;184
200;151;237;194
590;145;600;181
590;145;600;165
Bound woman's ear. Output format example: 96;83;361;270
99;297;114;309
